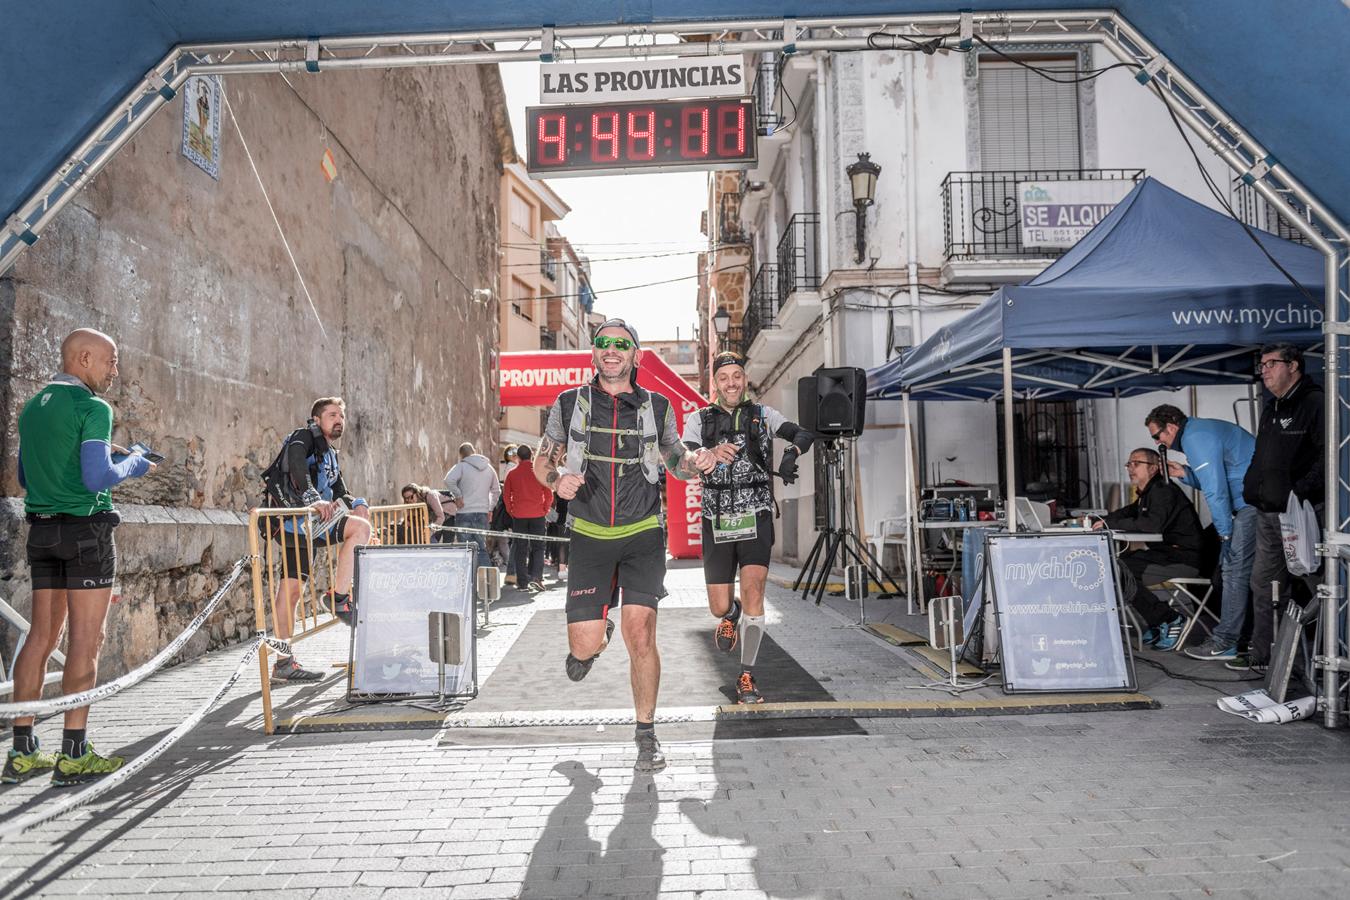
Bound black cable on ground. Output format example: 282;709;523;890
1135;655;1260;695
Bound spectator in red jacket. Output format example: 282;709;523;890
504;446;554;592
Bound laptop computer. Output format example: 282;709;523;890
1014;497;1051;532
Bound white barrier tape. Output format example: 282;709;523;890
431;524;572;543
259;633;293;657
0;557;250;719
0;638;261;840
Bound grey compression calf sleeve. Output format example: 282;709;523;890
740;614;765;668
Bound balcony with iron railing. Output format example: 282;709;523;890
541;248;557;281
744;262;780;350
776;213;820;300
942;169;1145;261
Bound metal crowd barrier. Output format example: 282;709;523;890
247;502;429;734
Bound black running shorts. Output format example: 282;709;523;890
565;527;667;623
26;512;119;591
269;514;348;580
700;510;775;585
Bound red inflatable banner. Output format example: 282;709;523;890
499;351;707;559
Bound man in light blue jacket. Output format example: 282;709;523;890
1145;404;1256;660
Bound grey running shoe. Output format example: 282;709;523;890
1184;638;1237;661
272;656;323;682
634;731;666;773
565;619;615;682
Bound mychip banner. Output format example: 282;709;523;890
987;532;1134;693
349;544;477;699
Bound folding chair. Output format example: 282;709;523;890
1120;603;1147;653
1150;577;1218;652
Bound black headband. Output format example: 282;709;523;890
712;352;746;374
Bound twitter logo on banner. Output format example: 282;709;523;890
1031;657;1052;676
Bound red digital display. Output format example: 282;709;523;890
526;98;758;176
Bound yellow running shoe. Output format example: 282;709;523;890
2;745;58;784
51;743;125;787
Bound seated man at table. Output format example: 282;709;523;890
1093;447;1203;649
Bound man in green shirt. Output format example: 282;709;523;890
4;328;154;786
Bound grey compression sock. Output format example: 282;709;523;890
740;614;765;668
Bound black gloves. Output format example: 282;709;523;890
777;448;800;485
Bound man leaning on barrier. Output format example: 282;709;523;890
5;329;154;786
259;397;372;682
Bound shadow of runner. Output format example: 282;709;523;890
520;761;663;898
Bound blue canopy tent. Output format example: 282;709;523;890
871;177;1325;402
867;175;1325;541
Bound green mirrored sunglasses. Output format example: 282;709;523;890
593;335;634;351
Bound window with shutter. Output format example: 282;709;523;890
978;58;1081;170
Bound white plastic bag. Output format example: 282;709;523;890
1279;491;1319;576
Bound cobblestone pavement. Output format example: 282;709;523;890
3;563;1350;898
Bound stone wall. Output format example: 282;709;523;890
0;64;509;678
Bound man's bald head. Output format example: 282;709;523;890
60;328;119;393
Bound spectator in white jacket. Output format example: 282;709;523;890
445;442;499;567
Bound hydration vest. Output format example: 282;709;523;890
564;385;661;484
698;402;772;486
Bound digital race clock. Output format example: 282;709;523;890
525;97;758;176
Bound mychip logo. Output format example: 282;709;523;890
1003;549;1105;592
369;571;453;591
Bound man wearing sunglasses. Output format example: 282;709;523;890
681;350;813;704
1145;404;1256;661
535;319;716;772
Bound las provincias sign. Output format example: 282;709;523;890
539;55;747;104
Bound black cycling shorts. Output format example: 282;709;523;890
566;527;667;623
268;514;348;581
700;510;775;585
26;512;119;591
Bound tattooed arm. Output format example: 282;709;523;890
536;398;584;498
663;441;713;481
660;402;715;480
534;434;566;488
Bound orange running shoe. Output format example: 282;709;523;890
736;671;763;704
714;617;738;652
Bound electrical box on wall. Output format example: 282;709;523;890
892;324;914;349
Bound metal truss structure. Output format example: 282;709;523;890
3;9;1347;725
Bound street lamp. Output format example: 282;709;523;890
713;306;731;338
846;152;881;264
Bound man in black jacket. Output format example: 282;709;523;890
1240;343;1324;672
1094;447;1203;648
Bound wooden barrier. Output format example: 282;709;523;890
249;502;429;733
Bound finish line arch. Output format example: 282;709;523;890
3;5;1349;725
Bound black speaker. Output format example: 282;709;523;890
798;367;867;437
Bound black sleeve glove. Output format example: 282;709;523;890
777;448;800;485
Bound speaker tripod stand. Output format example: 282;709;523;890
793;438;901;609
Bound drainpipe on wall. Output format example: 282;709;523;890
815;54;835;368
904;50;922;354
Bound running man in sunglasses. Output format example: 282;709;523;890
535;319;716;772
